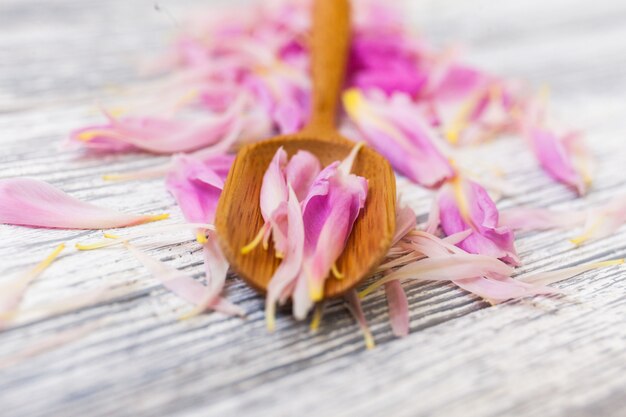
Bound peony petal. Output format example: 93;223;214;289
124;242;243;317
343;88;454;188
285;150;322;201
0;178;167;229
385;280;409;337
71;96;244;154
361;253;514;298
435;177;520;265
166;154;226;242
266;185;305;328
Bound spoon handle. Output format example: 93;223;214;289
303;0;351;137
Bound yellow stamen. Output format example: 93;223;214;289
241;225;267;255
363;329;376;350
75;240;122;251
445;90;485;145
331;263;344;279
588;259;624;268
22;244;65;282
144;213;170;223
310;303;324;332
275;251;284;259
266;302;276;332
196;230;208;244
451;176;476;229
103;233;121;239
107;107;126;118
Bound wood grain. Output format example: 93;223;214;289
0;0;625;416
216;0;397;298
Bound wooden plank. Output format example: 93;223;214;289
0;0;625;416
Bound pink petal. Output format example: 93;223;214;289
285;150;322;201
361;253;514;298
166;154;224;226
344;290;375;349
526;127;588;195
301;160;368;300
343;89;454;188
499;206;586;231
267;185;306;327
436;178;520;265
70;97;243;154
0;178;167;229
385;280;409;337
521;259;624;287
392;202;417;245
124;242;243;317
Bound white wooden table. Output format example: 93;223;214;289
1;0;625;416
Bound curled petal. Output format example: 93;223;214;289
166;154;225;231
301;154;368;301
435;177;519;265
526;128;590;195
0;178;167;229
343;88;454;187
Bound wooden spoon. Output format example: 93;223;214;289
215;0;396;298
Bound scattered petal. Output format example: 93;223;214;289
0;178;167;229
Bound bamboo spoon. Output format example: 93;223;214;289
215;0;396;298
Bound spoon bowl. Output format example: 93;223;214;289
215;0;397;298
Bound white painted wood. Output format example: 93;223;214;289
0;0;625;416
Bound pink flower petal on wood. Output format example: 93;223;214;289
0;178;167;229
124;242;243;317
343;89;454;188
385;280;409;337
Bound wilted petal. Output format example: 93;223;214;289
0;178;167;229
343;88;454;187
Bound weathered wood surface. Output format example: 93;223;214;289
0;0;625;416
